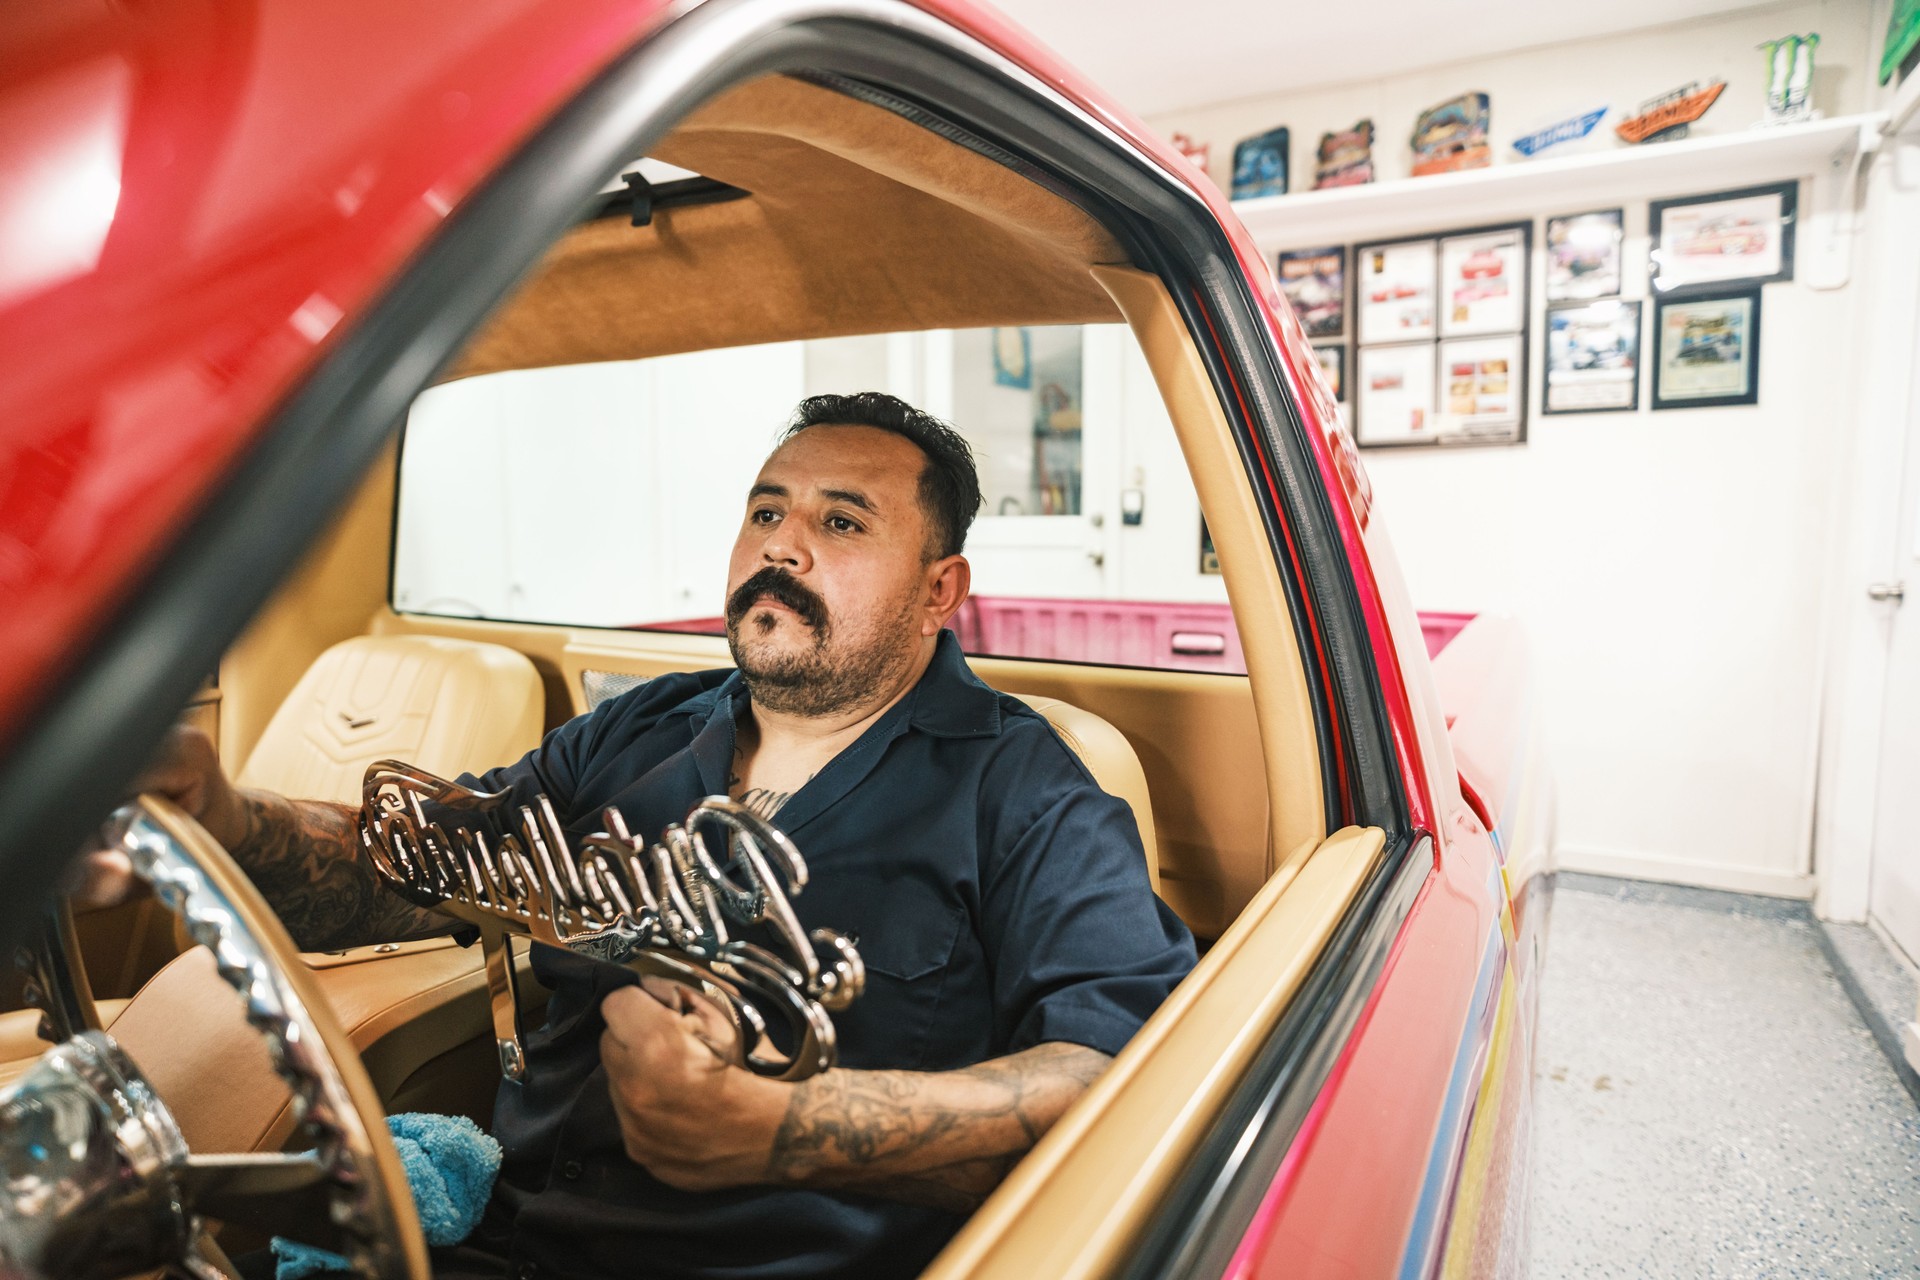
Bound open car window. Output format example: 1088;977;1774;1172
396;324;1246;675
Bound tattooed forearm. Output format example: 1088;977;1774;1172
229;789;449;952
765;1042;1110;1210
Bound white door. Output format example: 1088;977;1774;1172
1869;403;1920;965
921;325;1119;598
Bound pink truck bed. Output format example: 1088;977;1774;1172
638;601;1475;675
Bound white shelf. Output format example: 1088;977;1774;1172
1228;113;1885;253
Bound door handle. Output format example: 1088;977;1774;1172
1086;549;1105;568
1867;582;1906;602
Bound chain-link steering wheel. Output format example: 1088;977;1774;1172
0;796;429;1280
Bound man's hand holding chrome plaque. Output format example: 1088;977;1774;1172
357;761;864;1083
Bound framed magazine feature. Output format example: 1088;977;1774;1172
1437;332;1525;442
1649;182;1796;295
1355;237;1438;345
1354;342;1439;448
1544;299;1642;415
1545;208;1625;302
1438;222;1530;337
1311;342;1346;401
1652;289;1762;410
1353;221;1530;449
1276;246;1347;340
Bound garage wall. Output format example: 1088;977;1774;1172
1154;0;1875;195
1148;0;1883;897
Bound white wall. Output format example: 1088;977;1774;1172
1150;0;1882;897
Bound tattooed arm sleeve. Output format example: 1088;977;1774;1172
228;789;452;952
764;1042;1111;1212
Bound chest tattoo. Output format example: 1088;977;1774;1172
728;763;813;819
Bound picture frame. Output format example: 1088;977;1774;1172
1649;182;1796;294
1437;332;1525;442
1199;517;1220;575
1544;299;1642;415
991;327;1031;389
1438;223;1529;337
1546;209;1625;302
1277;246;1346;339
1652;289;1762;409
1311;342;1346;401
1354;342;1438;448
1355;237;1438;345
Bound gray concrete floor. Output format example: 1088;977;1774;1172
1530;875;1920;1278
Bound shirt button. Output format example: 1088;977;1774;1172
513;1263;538;1280
560;1160;583;1181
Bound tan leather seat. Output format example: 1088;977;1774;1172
1014;695;1162;895
236;634;545;804
0;636;545;1077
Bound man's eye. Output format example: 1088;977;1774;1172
751;508;779;525
827;515;860;533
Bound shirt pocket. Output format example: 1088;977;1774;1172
840;904;965;1070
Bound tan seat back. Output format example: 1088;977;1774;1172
1014;695;1161;895
236;635;544;804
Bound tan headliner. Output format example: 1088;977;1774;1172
448;75;1128;380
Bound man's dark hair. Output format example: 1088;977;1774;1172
780;392;982;561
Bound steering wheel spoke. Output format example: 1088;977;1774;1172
176;1153;343;1248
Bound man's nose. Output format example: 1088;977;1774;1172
761;520;813;573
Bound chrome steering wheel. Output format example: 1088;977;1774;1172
0;796;429;1280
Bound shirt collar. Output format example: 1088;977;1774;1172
905;630;1001;739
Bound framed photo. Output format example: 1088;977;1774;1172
1356;238;1437;344
1652;289;1761;409
1437;333;1524;442
1546;209;1624;302
1355;342;1438;447
1276;246;1346;339
1438;224;1528;336
1200;518;1220;575
1649;182;1796;294
991;327;1031;388
1545;299;1641;414
1311;342;1345;400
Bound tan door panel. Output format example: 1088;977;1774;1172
968;658;1265;939
559;633;734;716
924;825;1388;1280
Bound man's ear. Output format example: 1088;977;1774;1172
921;555;971;637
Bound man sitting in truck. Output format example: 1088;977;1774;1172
94;391;1196;1280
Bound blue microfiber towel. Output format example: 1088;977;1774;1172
272;1112;503;1280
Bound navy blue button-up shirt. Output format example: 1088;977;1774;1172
454;633;1195;1279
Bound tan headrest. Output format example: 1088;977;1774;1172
1014;695;1161;894
235;635;544;804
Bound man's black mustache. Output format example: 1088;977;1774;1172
726;568;829;631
